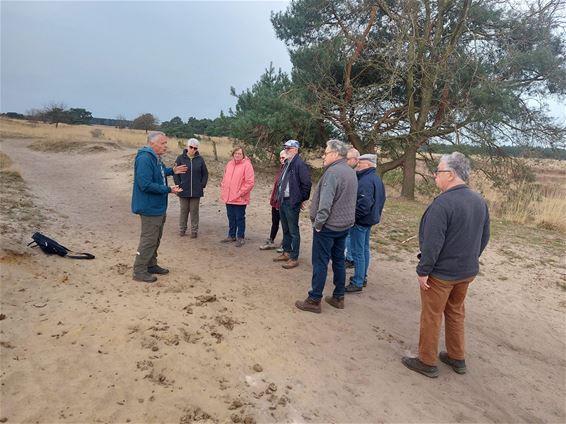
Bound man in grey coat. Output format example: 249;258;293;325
295;139;358;313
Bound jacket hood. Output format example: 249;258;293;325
137;145;158;159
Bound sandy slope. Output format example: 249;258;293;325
0;138;565;424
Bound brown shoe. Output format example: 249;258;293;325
282;259;299;269
190;232;198;239
324;296;344;309
273;252;289;262
295;298;321;314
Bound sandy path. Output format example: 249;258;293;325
0;138;565;423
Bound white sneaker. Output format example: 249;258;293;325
259;239;276;250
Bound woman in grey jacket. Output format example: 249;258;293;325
173;138;209;238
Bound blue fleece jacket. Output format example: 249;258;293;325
355;167;386;226
131;146;173;216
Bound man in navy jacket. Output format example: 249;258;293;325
272;139;312;269
132;132;186;283
345;154;386;292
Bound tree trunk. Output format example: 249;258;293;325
401;143;417;200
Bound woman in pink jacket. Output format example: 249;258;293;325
220;146;255;247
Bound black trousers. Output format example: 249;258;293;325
270;207;280;241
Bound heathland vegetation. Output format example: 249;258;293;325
1;117;564;235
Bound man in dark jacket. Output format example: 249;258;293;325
295;139;357;313
173;138;208;238
402;152;490;378
345;154;386;293
272;139;312;269
132;132;186;283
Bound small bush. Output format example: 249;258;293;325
91;128;104;138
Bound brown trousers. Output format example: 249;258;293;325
418;276;474;366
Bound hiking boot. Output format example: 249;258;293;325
259;239;276;250
295;298;321;314
190;232;198;239
235;238;245;247
179;230;186;237
133;272;157;283
273;252;290;262
345;283;363;293
282;259;299;269
221;237;236;243
276;247;284;253
345;259;354;269
324;296;344;309
439;351;467;374
147;265;169;275
401;357;439;378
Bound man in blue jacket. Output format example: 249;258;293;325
345;154;386;292
131;131;186;283
272;139;312;269
402;152;490;378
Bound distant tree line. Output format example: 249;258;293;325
424;143;566;160
160;113;232;139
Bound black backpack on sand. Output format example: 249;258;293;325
28;232;95;260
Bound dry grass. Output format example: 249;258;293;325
0;151;43;241
0;117;235;160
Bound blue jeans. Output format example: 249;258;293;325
345;232;353;262
350;224;372;287
309;227;349;301
226;204;246;239
280;199;301;260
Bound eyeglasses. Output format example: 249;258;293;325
322;150;335;157
188;146;198;150
434;169;452;175
284;147;295;150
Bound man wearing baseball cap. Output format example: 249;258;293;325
272;139;312;269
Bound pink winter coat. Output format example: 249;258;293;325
220;157;255;205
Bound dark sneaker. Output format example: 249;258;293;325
190;232;198;239
295;298;321;314
439;351;467;374
179;230;186;237
401;357;439;378
324;296;344;309
235;238;245;247
345;259;354;269
221;237;236;243
273;253;290;262
349;275;368;287
147;265;169;275
282;259;299;269
133;272;157;283
345;283;363;293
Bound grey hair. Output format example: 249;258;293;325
441;152;471;181
327;139;349;157
347;147;360;158
147;131;165;144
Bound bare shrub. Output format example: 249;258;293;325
91;128;104;138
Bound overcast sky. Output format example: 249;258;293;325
1;0;292;121
1;1;564;124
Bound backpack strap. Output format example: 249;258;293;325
66;251;95;260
